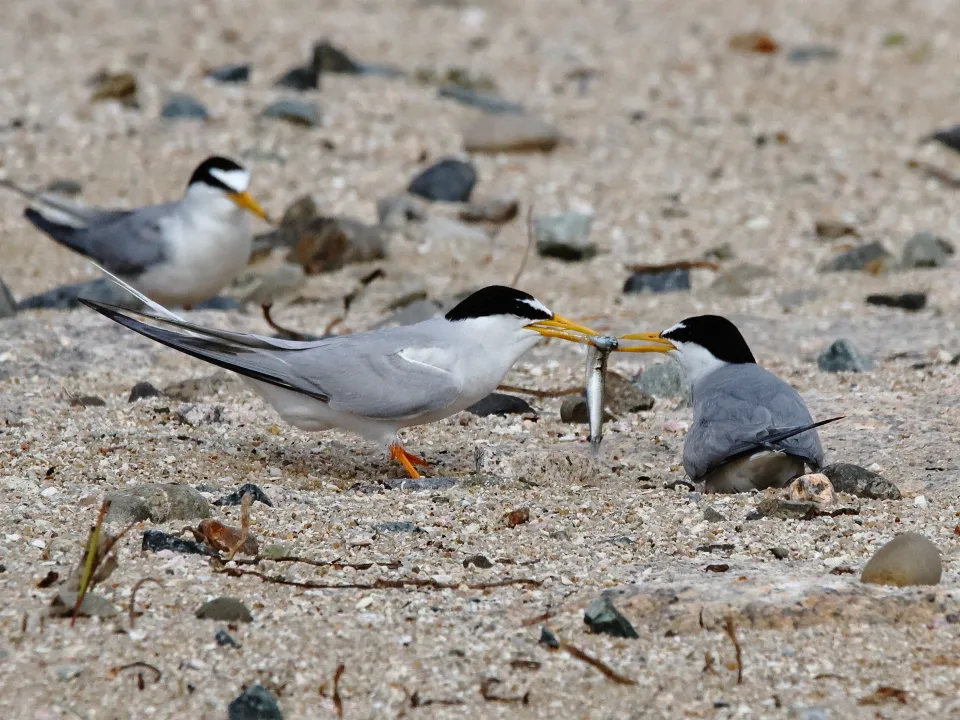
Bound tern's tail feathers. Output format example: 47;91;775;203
79;299;330;402
752;416;844;450
90;261;185;323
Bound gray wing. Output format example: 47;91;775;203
80;301;463;421
25;202;174;276
683;364;824;479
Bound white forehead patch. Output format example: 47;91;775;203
662;321;686;337
520;297;552;317
209;167;249;193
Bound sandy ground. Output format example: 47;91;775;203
1;0;960;718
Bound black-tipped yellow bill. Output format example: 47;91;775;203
617;331;676;353
527;315;599;344
229;191;271;223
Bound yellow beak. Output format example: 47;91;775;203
617;331;676;353
526;314;600;344
228;191;272;223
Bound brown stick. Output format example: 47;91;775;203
480;677;529;704
723;617;743;684
496;384;582;398
218;566;540;591
332;663;345;719
547;635;637;686
128;577;163;629
265;555;401;571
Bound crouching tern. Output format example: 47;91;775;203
618;316;841;493
80;275;598;478
22;156;270;308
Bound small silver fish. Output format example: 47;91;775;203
585;336;618;450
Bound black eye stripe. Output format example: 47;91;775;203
445;286;552;322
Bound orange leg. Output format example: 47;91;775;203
390;443;429;478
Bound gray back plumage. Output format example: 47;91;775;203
683;363;823;480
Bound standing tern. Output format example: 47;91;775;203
80;276;598;478
21;156;269;308
618;315;840;493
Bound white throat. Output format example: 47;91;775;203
669;341;729;384
181;182;245;221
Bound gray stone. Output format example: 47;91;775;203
463;554;494;569
274;64;318;91
534;212;596;261
0;279;16;318
52;664;84;682
817;339;873;372
820;463;901;500
559;396;615;424
104;483;211;524
49;591;119;618
539;626;560;649
787;45;839;63
901;231;953;269
622;268;690;294
407;159;477;202
376;194;426;229
754;497;821;521
196;597;253;622
924;124;960;153
605;372;655;414
467;393;535;417
228;683;284;720
703;506;728;522
861;532;942;587
865;292;926;311
374;521;423;533
634;362;689;400
206;64;250;84
438;86;524;114
216;629;242;648
312;40;362;73
770;547;790;560
161;93;209;121
462;114;561;153
128;381;162;403
819;240;893;273
261;99;321;127
584;597;639;639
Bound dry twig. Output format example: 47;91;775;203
128;577;162;629
559;642;637;686
723;617;743;684
217;566;539;591
480;677;529;704
332;663;345;719
496;384;582;398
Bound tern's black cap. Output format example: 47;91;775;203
662;315;756;364
445;286;552;322
187;156;246;191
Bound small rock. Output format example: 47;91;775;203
787;45;839;63
817;339;873;372
261;99;321;127
407;159;477;202
374;521;423;533
161;93;209;121
128;381;162;402
45;179;83;196
49;591;119;618
634;362;689;400
703;506;728;522
819;241;893;273
901;231;953;269
376;194;427;230
0;279;16;319
206;63;250;84
923;124;960;153
770;547;790;560
604;372;655;414
214;483;274;507
865;292;926;311
820;463;901;500
260;543;292;559
438;86;524;114
559;396;613;424
228;684;284;720
503;507;530;528
312;41;362;73
216;629;242;648
462;114;561;153
467;393;535;417
815;218;859;241
458;196;519;224
104;484;211;524
463;554;494;569
274;64;319;91
913;494;928;508
539;626;560;649
287;217;386;273
382;477;458;491
53;665;84;682
584;597;639;639
90;71;138;107
786;473;835;505
754;497;822;521
534;212;596;261
70;395;106;408
622;268;691;294
141;529;206;555
196;597;253;622
861;532;942;587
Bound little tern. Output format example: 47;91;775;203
618;316;840;493
80;275;598;478
22;156;269;308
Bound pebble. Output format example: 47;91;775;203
467;393;535;417
206;63;250;84
819;241;893;273
634;362;689;401
787;45;839;63
539;626;560;649
820;463;901;500
374;521;423;533
261;99;321;127
287;217;387;273
0;278;16;318
214;483;274;507
16;278;145;312
104;484;211;524
901;231;953;269
503;507;530;528
462;114;561;153
786;474;835;505
89;71;138;107
160;93;209;121
814;218;859;241
817;339;873;372
865;292;926;311
559;396;613;424
128;381;162;403
913;495;928;508
437;86;524;114
860;532;942;587
407;159;477;202
754;497;827;521
622;268;691;294
45;179;83;196
604;372;655;414
49;591;119;618
196;597;253;622
53;665;84;682
228;684;284;720
141;529;206;555
458;196;519;224
463;554;494;569
583;597;639;639
312;40;362;73
923;124;960;153
702;506;728;522
216;629;242;648
770;547;790;560
274;63;319;91
376;194;427;229
534;212;596;261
